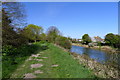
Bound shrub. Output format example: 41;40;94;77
55;36;71;49
2;45;17;56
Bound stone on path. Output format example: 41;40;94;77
34;59;43;61
31;54;38;57
34;70;43;74
31;63;43;69
36;54;41;56
24;73;36;78
27;54;41;61
26;57;32;61
51;64;59;67
31;54;40;58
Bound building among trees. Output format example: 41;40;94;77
91;36;105;43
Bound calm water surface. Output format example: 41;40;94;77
70;45;119;64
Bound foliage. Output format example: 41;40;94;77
115;35;120;49
46;26;60;43
46;26;71;49
39;33;47;41
2;45;17;56
67;37;72;41
2;42;49;78
55;36;71;49
105;33;120;48
2;9;27;46
82;34;92;45
22;24;43;42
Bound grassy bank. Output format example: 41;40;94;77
4;42;96;78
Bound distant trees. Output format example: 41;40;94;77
82;34;92;45
46;26;60;43
105;33;120;48
46;26;71;49
22;24;43;42
39;33;47;41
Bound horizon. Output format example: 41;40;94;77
23;2;118;39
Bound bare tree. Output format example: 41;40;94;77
2;2;27;28
46;26;61;43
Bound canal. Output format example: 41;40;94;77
70;45;119;65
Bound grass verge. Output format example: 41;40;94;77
8;42;96;78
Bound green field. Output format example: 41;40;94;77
3;42;96;78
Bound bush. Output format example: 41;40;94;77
2;45;17;56
55;36;71;49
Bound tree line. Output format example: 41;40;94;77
2;2;71;50
2;2;120;50
72;33;120;49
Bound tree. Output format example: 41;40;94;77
2;2;27;28
115;35;120;49
22;24;43;42
2;9;27;46
39;33;47;41
105;33;116;46
105;33;120;48
82;34;91;45
2;2;28;46
46;26;60;43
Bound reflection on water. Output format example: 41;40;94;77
70;45;119;64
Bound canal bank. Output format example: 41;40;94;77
54;44;119;78
70;52;119;78
72;43;118;54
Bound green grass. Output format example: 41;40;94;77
8;42;96;78
2;42;47;78
38;43;95;78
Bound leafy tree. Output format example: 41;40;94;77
82;34;91;45
22;24;43;42
105;33;120;48
105;33;116;46
115;35;120;49
46;26;60;43
39;33;47;41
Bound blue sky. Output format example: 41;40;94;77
23;2;118;39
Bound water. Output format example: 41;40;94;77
70;45;119;64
